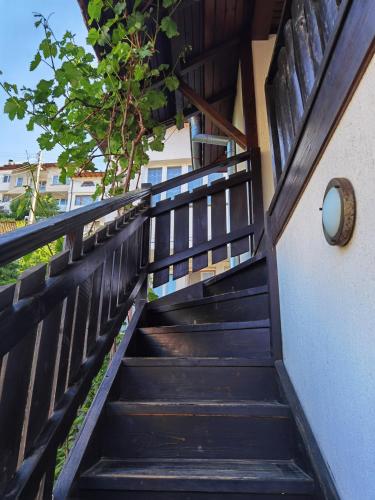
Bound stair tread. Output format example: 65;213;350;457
80;458;314;494
204;253;266;287
106;400;289;417
147;285;269;312
122;356;274;367
139;320;270;334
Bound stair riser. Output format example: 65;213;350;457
204;261;267;297
136;330;271;357
119;366;280;401
77;491;313;500
146;293;269;325
100;414;293;459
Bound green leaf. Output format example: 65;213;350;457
30;52;42;71
164;75;179;92
114;1;126;15
127;12;144;33
87;28;99;46
39;38;57;59
175;111;184;130
88;0;103;23
4;97;27;120
144;89;167;110
163;0;177;7
160;16;179;38
134;64;146;81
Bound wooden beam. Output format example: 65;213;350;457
183;87;236;118
240;39;258;148
180;37;240;75
178;80;247;149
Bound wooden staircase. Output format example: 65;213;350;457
57;255;320;499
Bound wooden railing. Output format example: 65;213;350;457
266;0;350;181
0;188;150;499
149;148;263;287
0;148;264;498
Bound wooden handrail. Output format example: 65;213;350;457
150;151;251;195
0;188;150;267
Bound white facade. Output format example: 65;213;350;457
277;58;375;500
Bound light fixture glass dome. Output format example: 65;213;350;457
322;186;342;238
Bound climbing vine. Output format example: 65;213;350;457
1;0;186;197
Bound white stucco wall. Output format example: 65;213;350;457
232;37;276;210
277;57;375;500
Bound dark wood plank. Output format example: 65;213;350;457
291;0;316;104
151;151;251;196
229;175;250;257
178;80;247;149
3;272;147;499
304;0;324;71
68;276;92;384
0;264;46;493
284;19;304;130
53;301;146;500
250;148;264;252
151;170;251;216
211;178;227;264
0;189;149;267
269;0;374;243
240;37;258;148
192;187;208;271
86;264;103;355
173;203;190;279
276;360;340;500
149;224;254;274
252;0;278;40
180;37;240;75
153;211;171;287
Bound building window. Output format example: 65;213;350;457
2;195;11;202
56;198;67;210
81;181;95;187
166;166;182;199
188;165;202;192
16;177;23;187
39;181;46;192
75;195;92;206
2;175;10;183
52;175;70;185
147;167;162;205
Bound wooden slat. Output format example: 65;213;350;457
150;224;254;274
316;0;340;46
110;246;122;318
151;151;250;196
153;211;171;287
151;170;252;216
86;264;103;356
304;0;324;71
68;277;91;385
284;19;304;130
229;175;250;257
192;186;208;271
180;37;240;75
211;179;227;264
291;0;316;104
0;264;46;493
173;203;190;279
250;148;264;252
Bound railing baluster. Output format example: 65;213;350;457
173;197;190;279
153;207;171;287
229;173;250;257
192;185;208;271
211;178;228;264
0;264;46;491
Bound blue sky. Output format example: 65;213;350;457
0;1;90;165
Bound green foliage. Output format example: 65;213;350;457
1;1;189;196
10;190;59;220
148;287;159;301
0;261;20;286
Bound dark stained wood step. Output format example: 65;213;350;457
79;458;314;495
118;357;279;402
136;321;271;357
203;254;267;296
98;401;294;460
144;287;269;325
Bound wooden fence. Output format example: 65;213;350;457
266;0;350;180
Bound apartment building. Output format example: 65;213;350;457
0;162;103;214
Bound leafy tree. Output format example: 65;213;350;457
1;0;186;197
10;188;59;220
0;261;20;286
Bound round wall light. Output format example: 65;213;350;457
321;178;356;246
